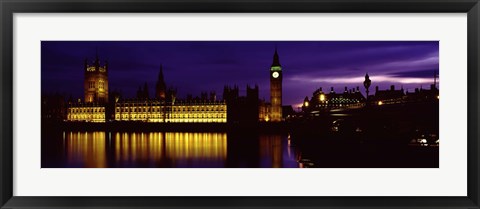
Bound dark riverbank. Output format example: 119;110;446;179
43;102;439;145
43;120;289;133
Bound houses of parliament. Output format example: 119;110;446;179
44;49;438;125
64;50;285;123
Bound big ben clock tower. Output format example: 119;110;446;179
270;48;282;122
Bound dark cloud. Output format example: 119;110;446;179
389;69;439;78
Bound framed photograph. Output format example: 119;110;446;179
1;0;479;208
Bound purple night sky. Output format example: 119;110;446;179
41;41;439;108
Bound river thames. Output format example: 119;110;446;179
42;128;438;168
42;131;302;168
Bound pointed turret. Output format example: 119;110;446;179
143;82;149;99
94;47;100;67
158;64;164;81
271;47;281;67
156;64;167;99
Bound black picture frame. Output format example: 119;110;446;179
1;0;479;208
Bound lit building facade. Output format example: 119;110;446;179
84;54;109;103
259;100;271;122
302;86;366;114
66;100;226;123
114;99;227;123
67;104;106;123
67;58;227;123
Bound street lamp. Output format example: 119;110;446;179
363;73;371;105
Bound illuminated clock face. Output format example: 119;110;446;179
272;72;279;78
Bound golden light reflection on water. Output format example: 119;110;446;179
165;132;227;161
66;131;107;168
65;131;227;168
259;134;283;168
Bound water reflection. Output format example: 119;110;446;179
66;132;107;168
42;129;439;168
111;132;227;167
52;131;297;168
259;135;282;168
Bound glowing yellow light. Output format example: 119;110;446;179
320;94;325;102
437;95;439;99
304;101;309;107
265;115;270;122
378;101;383;105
